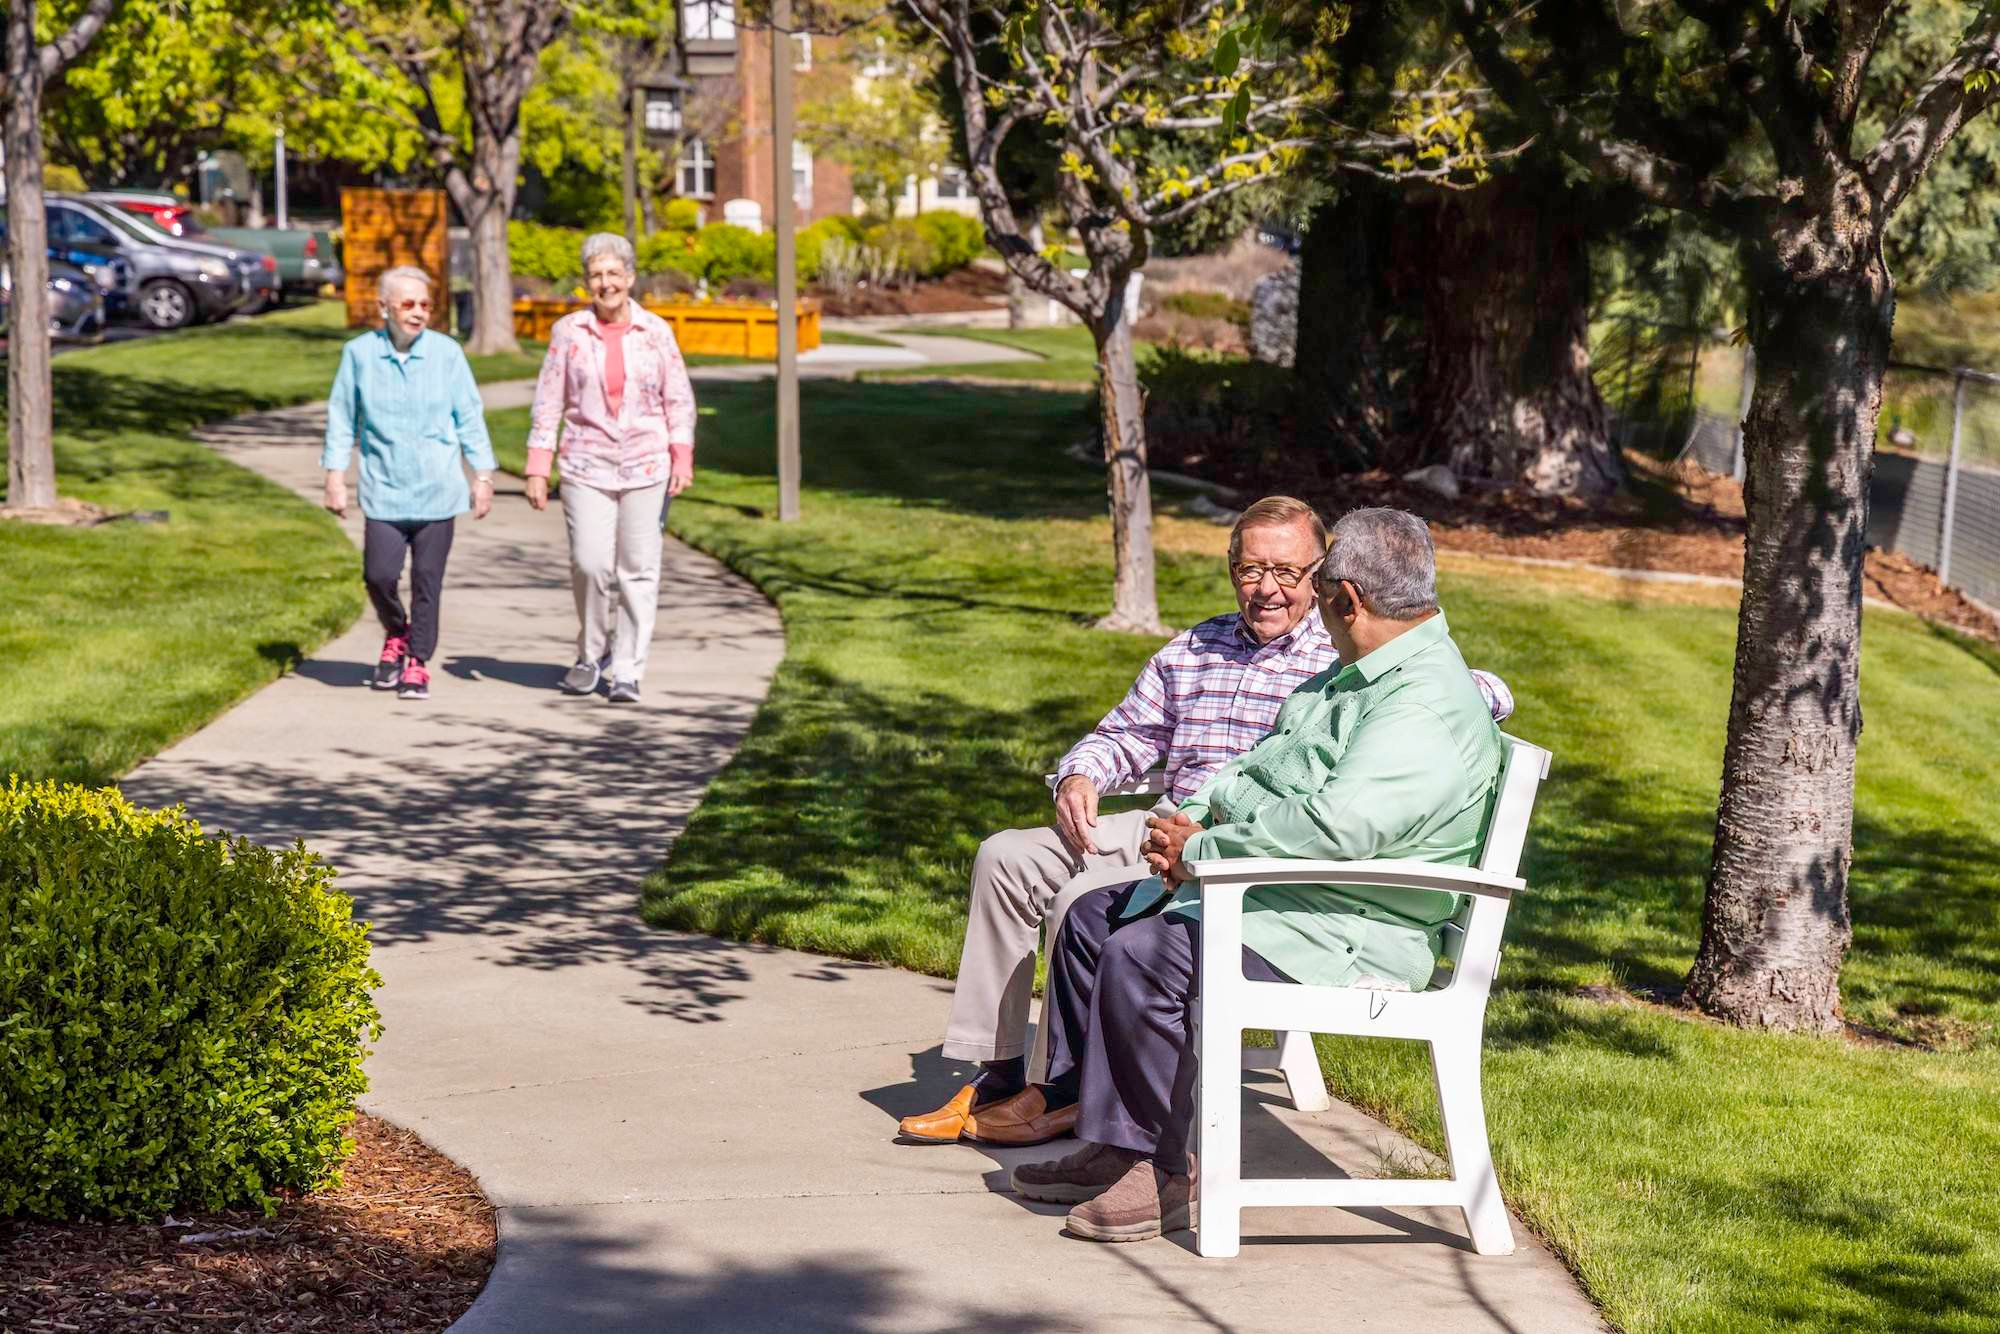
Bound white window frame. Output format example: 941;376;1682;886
860;37;896;80
684;0;735;41
678;137;717;199
792;32;812;71
934;167;972;200
792;141;814;205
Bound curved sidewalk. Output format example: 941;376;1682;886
122;399;1602;1333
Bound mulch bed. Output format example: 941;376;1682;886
1155;435;2000;645
815;265;1010;318
0;1115;494;1333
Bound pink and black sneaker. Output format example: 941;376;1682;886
374;633;410;691
397;658;431;701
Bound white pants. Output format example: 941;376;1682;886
561;479;667;684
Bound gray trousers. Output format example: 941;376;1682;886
941;804;1166;1064
562;480;667;684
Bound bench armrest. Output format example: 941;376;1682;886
1183;857;1524;905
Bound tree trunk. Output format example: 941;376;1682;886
1684;207;1889;1033
1007;220;1044;329
1294;184;1404;472
1401;179;1621;499
1089;287;1166;635
3;28;58;513
455;128;522;357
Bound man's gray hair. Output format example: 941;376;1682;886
376;265;433;300
582;231;638;274
1320;507;1439;619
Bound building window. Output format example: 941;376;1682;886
684;0;735;41
860;37;896;80
679;138;716;198
934;167;972;200
792;33;812;71
793;141;813;204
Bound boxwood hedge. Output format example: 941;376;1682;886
0;778;381;1219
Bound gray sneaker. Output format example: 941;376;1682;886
607;679;641;704
560;660;601;696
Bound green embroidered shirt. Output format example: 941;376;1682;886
1125;611;1505;992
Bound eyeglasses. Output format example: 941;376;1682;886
1231;557;1324;588
389;297;432;312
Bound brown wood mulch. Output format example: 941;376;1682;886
0;1115;494;1334
815;264;1010;317
1154;435;2000;646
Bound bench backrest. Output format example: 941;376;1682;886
1435;734;1549;983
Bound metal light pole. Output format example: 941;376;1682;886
274;125;288;229
772;0;801;522
623;81;641;248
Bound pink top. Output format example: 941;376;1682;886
525;306;696;489
601;320;631;417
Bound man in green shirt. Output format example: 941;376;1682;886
1005;507;1506;1243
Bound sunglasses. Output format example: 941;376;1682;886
388;297;432;312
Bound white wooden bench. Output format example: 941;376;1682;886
1027;766;1332;1114
1188;734;1551;1257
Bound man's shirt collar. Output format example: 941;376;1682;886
1337;609;1450;685
1234;604;1326;653
376;327;431;360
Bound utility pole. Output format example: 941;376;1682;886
275;125;288;229
772;0;801;522
622;80;641;249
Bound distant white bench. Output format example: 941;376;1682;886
1189;733;1551;1257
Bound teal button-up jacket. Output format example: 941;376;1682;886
321;328;496;523
1128;611;1505;992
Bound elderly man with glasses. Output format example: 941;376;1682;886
321;266;496;701
1006;507;1511;1244
897;497;1513;1148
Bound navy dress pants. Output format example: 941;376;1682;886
363;516;455;663
1045;882;1290;1166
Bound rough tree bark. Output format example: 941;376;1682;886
447;126;525;356
1091;266;1161;633
1292;183;1405;472
1399;179;1621;497
1684;187;1889;1032
2;0;119;513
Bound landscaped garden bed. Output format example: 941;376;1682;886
0;1115;493;1332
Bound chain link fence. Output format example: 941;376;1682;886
1597;317;2000;615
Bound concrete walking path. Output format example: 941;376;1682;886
119;390;1603;1332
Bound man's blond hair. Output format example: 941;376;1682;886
1228;495;1328;565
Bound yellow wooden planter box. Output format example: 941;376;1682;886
511;297;821;358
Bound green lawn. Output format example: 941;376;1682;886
0;303;544;785
871;324;1113;385
640;375;2000;1333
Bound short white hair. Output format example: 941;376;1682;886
582;232;638;274
377;265;433;302
1320;507;1439;619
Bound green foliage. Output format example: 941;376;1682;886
637;228;703;280
796;217;864;285
1159;289;1251;324
661;198;703;231
0;777;381;1220
508;221;588;284
912;211;986;274
863;219;936;278
693;223;776;285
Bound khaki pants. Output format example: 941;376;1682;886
562;480;667;684
942;804;1168;1068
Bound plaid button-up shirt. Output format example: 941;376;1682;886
1054;607;1516;805
1055;609;1338;805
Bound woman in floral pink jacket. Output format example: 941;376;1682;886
525;233;698;703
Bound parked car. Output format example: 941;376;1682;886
1;258;108;343
92;191;341;304
0;214;135;318
42;197;244;329
77;197;281;314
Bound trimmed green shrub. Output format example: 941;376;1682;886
0;778;381;1220
694;223;776;285
509;221;586;283
862;219;937;280
661;198;703;231
1160;289;1251;326
913;211;985;275
796;217;863;285
637;228;703;281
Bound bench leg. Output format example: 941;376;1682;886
1430;1034;1514;1256
1196;1007;1242;1257
1277;1030;1331;1112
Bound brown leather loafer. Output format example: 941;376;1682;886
898;1083;980;1143
962;1086;1079;1147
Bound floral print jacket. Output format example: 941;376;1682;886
525;306;697;490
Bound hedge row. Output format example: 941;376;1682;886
509;210;986;288
0;778;380;1219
